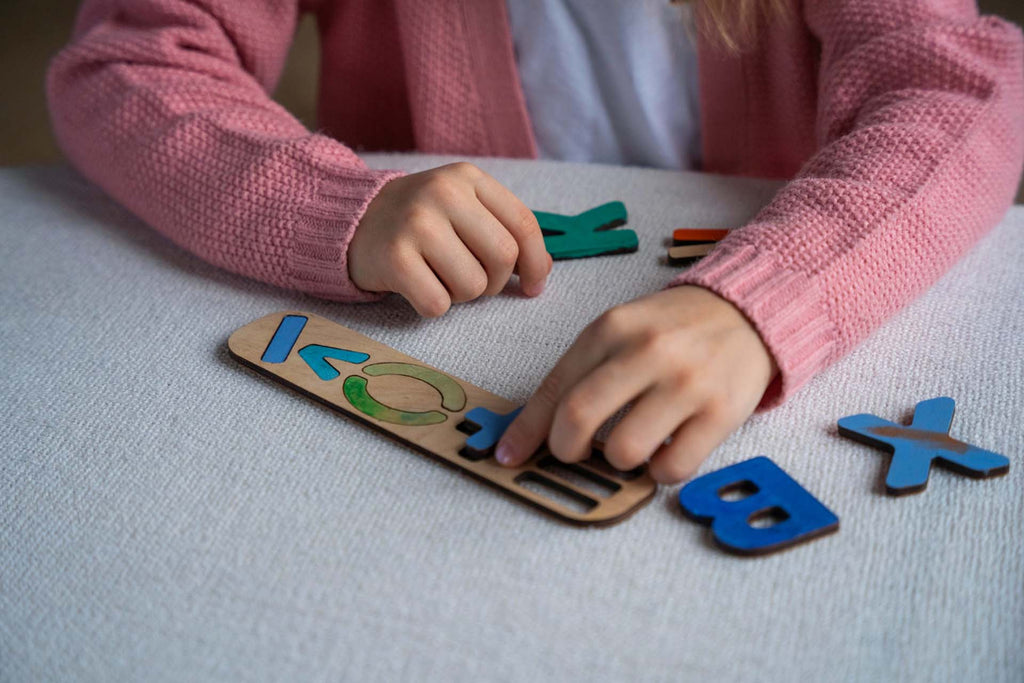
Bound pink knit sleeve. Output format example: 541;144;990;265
672;0;1024;407
46;0;403;301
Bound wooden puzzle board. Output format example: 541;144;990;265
228;311;657;526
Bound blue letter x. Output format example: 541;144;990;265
837;397;1009;495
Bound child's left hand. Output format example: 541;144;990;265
495;285;777;484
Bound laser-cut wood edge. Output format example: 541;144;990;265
668;244;715;259
228;311;657;527
712;519;840;557
680;510;840;556
550;243;639;262
667;243;716;267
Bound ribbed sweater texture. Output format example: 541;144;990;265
47;0;1024;407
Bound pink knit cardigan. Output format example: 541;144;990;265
47;0;1023;406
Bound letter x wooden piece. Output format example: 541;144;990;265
837;397;1009;495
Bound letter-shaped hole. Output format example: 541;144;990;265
342;362;467;427
515;472;598;514
343;376;447;426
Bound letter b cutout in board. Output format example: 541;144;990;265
678;457;839;556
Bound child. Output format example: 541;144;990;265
48;0;1024;483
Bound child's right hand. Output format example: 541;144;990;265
348;163;553;317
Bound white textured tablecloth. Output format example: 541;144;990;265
1;157;1021;682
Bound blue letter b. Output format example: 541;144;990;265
678;457;838;555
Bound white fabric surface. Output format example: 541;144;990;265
1;157;1021;682
506;0;701;169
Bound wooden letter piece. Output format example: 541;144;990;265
229;312;657;526
458;406;523;460
535;201;639;260
837;397;1010;495
667;243;715;265
667;228;728;266
672;228;729;245
678;456;839;556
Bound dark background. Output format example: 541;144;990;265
3;0;1021;200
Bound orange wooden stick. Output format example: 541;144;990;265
672;228;729;244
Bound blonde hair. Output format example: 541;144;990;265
675;0;791;52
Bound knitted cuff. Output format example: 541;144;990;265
668;242;837;409
286;165;405;302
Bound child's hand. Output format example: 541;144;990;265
349;163;552;317
495;286;777;484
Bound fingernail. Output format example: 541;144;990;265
495;443;515;465
523;280;545;297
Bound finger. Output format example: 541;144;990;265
473;174;551;297
448;203;519;297
546;350;667;465
601;383;702;473
646;410;732;485
388;251;452;318
495;332;618;468
418;225;490;303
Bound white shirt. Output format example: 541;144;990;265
506;0;701;170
